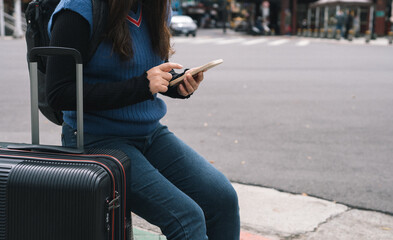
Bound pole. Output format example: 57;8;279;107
390;0;393;31
356;7;361;36
291;0;297;35
369;5;374;34
324;6;328;33
336;5;341;39
13;0;23;38
307;8;311;36
0;0;5;37
315;7;320;36
366;5;374;42
307;8;311;28
222;0;227;34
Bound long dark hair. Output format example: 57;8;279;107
105;0;173;61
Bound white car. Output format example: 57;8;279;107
170;15;197;37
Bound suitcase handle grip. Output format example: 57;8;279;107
28;47;84;151
29;47;83;64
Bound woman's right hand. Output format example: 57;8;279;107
147;62;183;95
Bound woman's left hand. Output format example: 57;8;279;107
177;70;204;97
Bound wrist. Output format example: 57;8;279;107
142;72;155;100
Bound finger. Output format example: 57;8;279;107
158;85;168;93
187;69;203;82
151;79;169;91
194;71;204;83
151;78;168;86
183;76;195;93
162;72;173;81
161;78;169;86
177;83;188;96
186;74;198;90
159;62;183;72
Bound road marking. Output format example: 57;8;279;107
296;40;310;46
371;39;390;46
216;38;245;45
191;38;224;44
242;38;269;45
171;37;190;43
267;39;289;46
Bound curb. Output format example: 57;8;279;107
132;227;272;240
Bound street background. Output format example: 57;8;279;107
1;29;393;239
168;30;393;214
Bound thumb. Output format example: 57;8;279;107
159;62;183;72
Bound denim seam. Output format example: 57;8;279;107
165;208;191;240
136;194;192;239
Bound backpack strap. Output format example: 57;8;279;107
86;0;108;63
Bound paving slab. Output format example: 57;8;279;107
133;227;166;240
132;213;163;236
296;209;393;240
233;183;348;238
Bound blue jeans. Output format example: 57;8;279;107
62;123;240;240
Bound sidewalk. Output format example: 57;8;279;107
196;28;392;46
298;35;392;46
132;183;393;240
3;29;391;46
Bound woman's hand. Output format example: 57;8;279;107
177;70;204;97
147;62;183;95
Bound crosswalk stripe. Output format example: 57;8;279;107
216;38;245;45
296;40;310;46
268;39;290;46
191;38;224;44
171;37;190;43
242;38;269;45
172;37;316;47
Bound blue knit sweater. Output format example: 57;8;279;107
49;0;167;136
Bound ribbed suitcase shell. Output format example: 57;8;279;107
0;148;128;240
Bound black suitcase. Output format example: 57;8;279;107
0;47;132;240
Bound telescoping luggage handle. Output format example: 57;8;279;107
29;47;84;151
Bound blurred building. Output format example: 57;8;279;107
1;0;391;37
308;0;391;36
1;0;28;37
175;0;392;36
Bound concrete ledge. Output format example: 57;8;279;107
297;209;393;240
130;183;393;239
233;183;348;238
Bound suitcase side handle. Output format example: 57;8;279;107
6;144;84;154
28;47;84;151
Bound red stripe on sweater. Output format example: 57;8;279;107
126;8;142;27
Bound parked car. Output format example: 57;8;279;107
170;15;197;37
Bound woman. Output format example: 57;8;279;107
46;0;240;239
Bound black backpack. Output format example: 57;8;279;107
25;0;108;125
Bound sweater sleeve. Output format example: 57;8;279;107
46;10;154;112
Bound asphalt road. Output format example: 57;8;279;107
0;31;392;215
